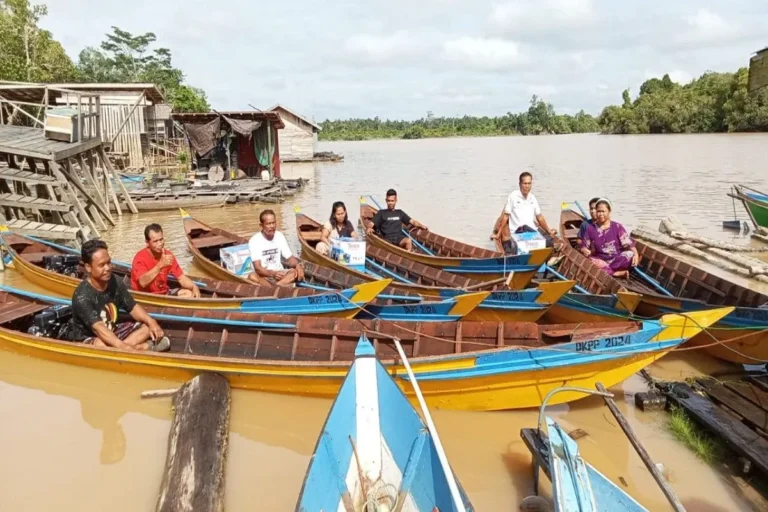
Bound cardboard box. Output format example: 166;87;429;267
329;237;365;266
220;244;252;276
511;231;546;254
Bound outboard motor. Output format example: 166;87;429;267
28;305;73;338
42;254;81;278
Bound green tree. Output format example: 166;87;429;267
77;26;209;112
0;0;77;82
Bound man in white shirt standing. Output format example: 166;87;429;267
248;209;305;286
491;171;557;254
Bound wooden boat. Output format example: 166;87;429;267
184;209;575;322
729;184;768;229
521;417;648;512
359;199;551;284
1;231;393;318
3;232;495;323
296;334;474;511
557;207;768;364
111;193;230;212
0;287;730;410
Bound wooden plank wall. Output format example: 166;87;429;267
749;50;768;93
278;113;315;161
102;104;146;169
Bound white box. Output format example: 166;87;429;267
220;244;252;276
330;237;365;266
511;232;546;254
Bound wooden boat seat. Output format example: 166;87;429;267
301;232;322;242
194;235;239;250
0;300;50;324
18;251;55;265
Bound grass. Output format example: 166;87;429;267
667;406;723;464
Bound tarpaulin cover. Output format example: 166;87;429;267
224;116;262;137
184;117;220;157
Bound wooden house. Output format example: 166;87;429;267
172;111;284;179
48;83;166;169
749;47;768;93
268;104;321;162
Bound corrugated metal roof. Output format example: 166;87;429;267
171;111;285;129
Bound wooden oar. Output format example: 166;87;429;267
392;337;467;512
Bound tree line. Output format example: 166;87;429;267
0;0;208;112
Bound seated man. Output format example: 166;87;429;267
491;171;556;254
365;188;428;251
131;223;201;298
248;209;305;286
576;197;600;249
65;239;170;351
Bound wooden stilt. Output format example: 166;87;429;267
99;146;137;214
77;153;115;225
65;158;107;232
61;158;113;227
50;160;100;238
94;150;122;216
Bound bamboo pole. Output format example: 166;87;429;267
392;337;467;512
596;383;686;512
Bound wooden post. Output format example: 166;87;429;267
156;373;230;512
77;153;115;225
94;150;122;217
49;160;100;238
99;146;137;214
595;383;686;512
64;159;107;232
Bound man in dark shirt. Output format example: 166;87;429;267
67;239;170;351
366;188;428;251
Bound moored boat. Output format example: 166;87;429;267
729;184;768;230
557;206;768;364
296;334;474;511
1;231;392;319
0;287;730;410
359;198;551;284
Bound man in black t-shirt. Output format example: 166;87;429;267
366;189;428;251
66;239;170;352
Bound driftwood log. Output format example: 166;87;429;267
658;216;768;253
156;373;231;512
632;227;768;285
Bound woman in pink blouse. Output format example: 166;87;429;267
579;198;639;277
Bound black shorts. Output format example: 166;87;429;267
384;233;406;246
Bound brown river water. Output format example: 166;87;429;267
1;133;767;511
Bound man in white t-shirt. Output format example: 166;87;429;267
248;209;305;286
491;171;556;254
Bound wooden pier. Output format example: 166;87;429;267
0;83;139;244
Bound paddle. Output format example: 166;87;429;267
0;285;296;330
392;337;467;512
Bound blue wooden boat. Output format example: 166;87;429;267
296;334;474;511
358;291;489;322
539;417;647;511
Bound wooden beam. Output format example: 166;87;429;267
93;149;122;218
49;160;100;238
60;158;113;226
110;92;145;145
65;158;107;232
50;137;102;161
77;153;115;225
99;145;137;214
0;96;44;127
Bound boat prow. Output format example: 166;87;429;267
296;334;474;511
654;307;734;342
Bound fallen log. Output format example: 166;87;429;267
156;373;231;512
633;227;768;285
659;215;768;253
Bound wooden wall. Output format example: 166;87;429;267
276;111;315;162
749;50;768;93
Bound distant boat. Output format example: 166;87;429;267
295;334;474;511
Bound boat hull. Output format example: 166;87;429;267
0;306;731;411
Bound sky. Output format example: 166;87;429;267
40;0;768;122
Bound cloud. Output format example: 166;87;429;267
673;9;741;48
490;0;595;34
343;32;423;64
443;37;526;70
